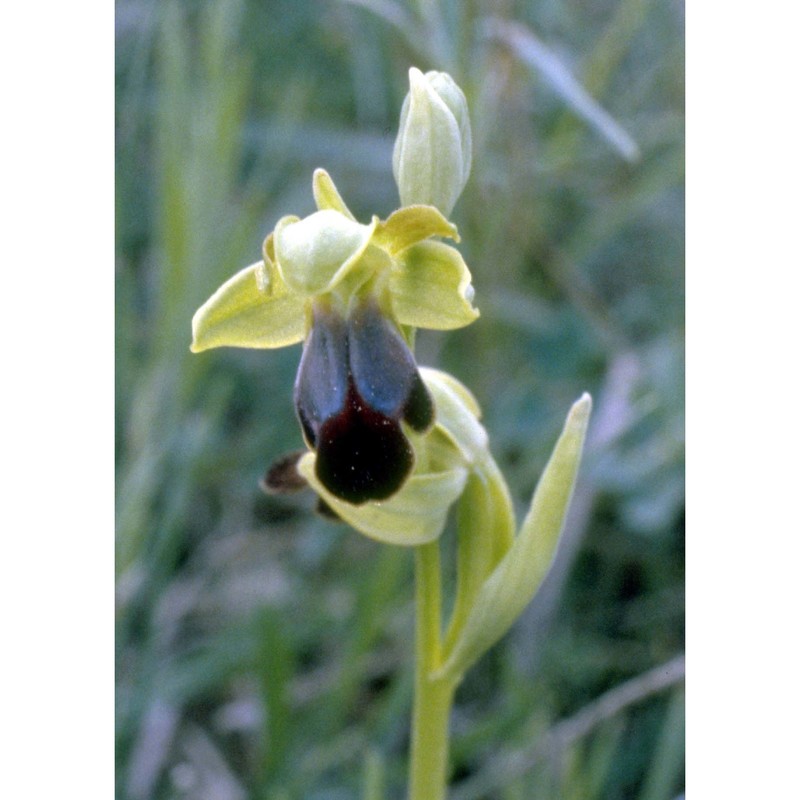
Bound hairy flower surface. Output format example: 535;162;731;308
294;297;434;503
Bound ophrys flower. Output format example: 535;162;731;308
191;168;478;505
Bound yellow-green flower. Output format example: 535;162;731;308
191;169;479;506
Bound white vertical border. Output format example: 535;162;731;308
687;0;800;795
1;2;113;796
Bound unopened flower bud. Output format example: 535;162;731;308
392;67;472;217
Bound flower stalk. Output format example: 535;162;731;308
409;542;454;800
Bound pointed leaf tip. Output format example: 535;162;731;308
435;393;592;681
570;393;592;426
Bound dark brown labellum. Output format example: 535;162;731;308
293;299;434;504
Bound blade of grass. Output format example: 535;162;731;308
482;18;640;162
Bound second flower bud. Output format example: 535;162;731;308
392;67;472;217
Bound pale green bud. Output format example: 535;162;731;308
392;67;472;217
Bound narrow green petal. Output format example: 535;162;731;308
275;211;378;296
298;452;468;546
373;205;459;255
312;168;356;220
263;231;276;263
191;261;307;352
390;241;479;330
435;394;592;681
257;232;279;295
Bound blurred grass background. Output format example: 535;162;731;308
115;0;684;797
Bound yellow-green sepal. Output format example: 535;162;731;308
390;241;479;330
435;393;592;682
274;210;378;296
297;452;468;546
421;368;487;463
373;205;459;255
312;168;356;220
190;261;307;352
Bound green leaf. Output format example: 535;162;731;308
435;393;592;681
373;204;459;255
297;452;468;546
190;262;307;352
390;241;479;330
312;168;356;220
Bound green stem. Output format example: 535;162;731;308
409;542;457;800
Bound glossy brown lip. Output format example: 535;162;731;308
293;298;434;504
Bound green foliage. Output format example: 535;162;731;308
116;0;684;797
438;394;591;684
